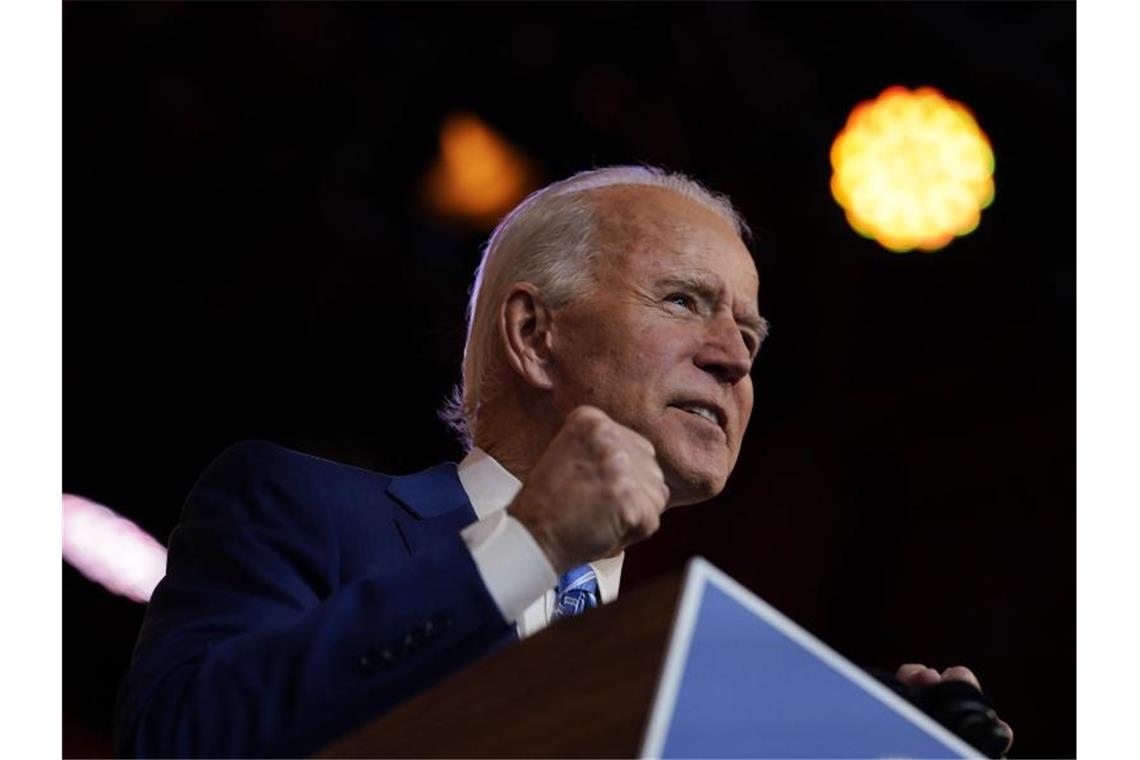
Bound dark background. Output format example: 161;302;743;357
63;2;1075;757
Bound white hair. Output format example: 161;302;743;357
440;165;750;450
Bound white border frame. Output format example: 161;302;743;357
639;557;981;759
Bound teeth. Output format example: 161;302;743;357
680;404;718;425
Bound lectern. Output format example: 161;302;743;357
318;558;978;758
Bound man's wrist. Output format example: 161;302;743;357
507;495;569;575
461;509;558;623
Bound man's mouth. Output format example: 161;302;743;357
670;401;726;432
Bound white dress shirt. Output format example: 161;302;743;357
457;447;624;639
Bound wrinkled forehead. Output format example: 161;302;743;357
589;185;759;293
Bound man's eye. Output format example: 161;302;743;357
664;293;696;311
741;331;758;355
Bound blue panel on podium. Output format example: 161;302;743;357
640;559;977;759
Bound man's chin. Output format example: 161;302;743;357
645;421;734;505
662;458;729;507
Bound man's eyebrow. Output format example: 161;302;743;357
655;274;766;335
738;312;769;337
655;274;723;301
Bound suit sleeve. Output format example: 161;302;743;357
114;442;514;758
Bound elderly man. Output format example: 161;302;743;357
116;166;1008;757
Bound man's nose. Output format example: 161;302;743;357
694;314;752;385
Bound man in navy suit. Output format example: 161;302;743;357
115;166;1009;757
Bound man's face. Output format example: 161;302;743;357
548;186;763;506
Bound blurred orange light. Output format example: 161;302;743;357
830;86;995;253
423;113;536;228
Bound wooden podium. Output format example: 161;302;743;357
317;570;686;758
317;558;980;759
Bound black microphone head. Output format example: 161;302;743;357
910;679;1010;759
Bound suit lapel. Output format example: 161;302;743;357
387;463;478;555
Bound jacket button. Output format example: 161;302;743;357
401;632;420;652
360;648;399;672
419;619;447;640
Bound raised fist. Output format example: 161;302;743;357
508;405;670;574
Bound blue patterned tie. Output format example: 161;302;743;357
551;564;600;621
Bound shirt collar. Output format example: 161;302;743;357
456;446;522;520
457;446;624;602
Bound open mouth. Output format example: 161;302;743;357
670;401;725;432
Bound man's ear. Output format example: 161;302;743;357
498;282;555;391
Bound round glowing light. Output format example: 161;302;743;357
830;86;995;253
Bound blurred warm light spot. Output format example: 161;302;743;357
62;494;167;603
830;86;995;253
422;112;537;228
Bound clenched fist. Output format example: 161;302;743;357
508;405;670;575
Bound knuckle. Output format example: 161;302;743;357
588;422;619;450
597;419;619;441
630;511;659;541
618;496;641;523
572;405;606;425
603;448;630;475
606;471;633;501
569;404;596;421
568;406;602;434
646;511;661;533
942;665;976;681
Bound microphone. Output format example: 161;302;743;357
869;669;1012;758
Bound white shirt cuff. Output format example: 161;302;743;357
461;509;558;624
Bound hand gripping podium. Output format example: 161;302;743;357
318;558;979;758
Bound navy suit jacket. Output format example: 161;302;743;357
115;440;517;758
